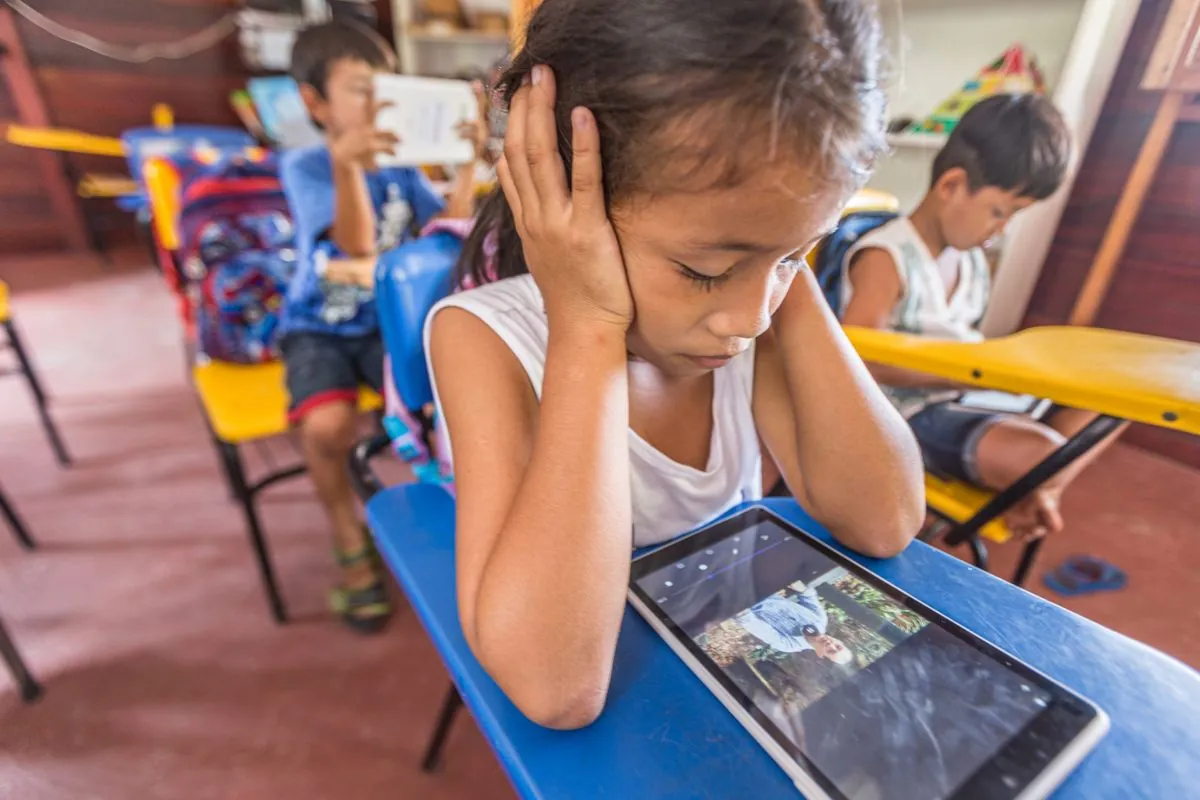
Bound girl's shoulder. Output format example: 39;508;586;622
427;274;550;396
431;274;545;335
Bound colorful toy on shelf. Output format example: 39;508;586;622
909;45;1048;136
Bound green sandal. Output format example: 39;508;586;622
330;538;393;634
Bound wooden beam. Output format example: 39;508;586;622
0;7;91;252
1069;90;1185;326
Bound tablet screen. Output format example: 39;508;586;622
631;510;1093;800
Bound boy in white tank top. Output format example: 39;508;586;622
842;94;1125;544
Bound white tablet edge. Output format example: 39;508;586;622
1014;709;1109;800
629;504;1112;800
627;590;829;800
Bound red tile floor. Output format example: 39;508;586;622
1;256;1197;799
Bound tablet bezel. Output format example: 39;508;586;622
628;505;1109;800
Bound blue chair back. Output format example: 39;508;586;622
375;231;463;412
812;210;898;318
121;125;257;209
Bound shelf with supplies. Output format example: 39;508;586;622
886;131;949;150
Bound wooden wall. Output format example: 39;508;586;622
0;0;391;255
1026;0;1200;469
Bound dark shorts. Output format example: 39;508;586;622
280;332;384;425
908;401;1006;485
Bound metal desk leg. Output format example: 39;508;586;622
945;415;1125;586
216;439;289;624
0;482;35;550
0;614;42;703
5;319;71;467
421;684;464;772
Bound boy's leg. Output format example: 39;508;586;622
1042;406;1130;474
282;334;376;590
910;403;1067;541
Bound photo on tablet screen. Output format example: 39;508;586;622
696;568;930;716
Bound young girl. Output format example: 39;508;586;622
426;0;924;729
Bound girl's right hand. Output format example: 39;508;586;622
497;65;634;331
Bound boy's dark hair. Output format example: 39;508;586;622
290;18;395;96
457;0;888;289
932;94;1072;201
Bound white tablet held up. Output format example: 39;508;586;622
373;74;478;167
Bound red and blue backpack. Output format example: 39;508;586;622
174;149;297;363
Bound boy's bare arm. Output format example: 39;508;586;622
324;256;376;288
329;101;401;256
841;249;968;391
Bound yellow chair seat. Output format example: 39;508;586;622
193;360;382;444
0;281;9;324
924;474;1011;544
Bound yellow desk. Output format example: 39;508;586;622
845;325;1200;584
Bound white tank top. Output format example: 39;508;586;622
841;217;990;417
424;274;764;548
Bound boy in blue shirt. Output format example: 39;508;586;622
280;19;485;632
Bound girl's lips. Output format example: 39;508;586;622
686;354;735;369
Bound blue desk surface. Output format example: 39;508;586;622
367;484;1200;800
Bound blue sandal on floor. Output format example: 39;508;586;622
1043;555;1127;596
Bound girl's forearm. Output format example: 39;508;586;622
472;319;632;728
775;271;924;556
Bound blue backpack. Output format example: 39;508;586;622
811;210;898;317
174;149;297;363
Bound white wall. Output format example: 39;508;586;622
868;0;1088;210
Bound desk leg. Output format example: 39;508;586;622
421;684;464;772
6;320;71;467
217;440;289;624
0;613;42;703
0;482;35;551
944;415;1125;586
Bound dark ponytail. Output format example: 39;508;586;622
455;0;888;290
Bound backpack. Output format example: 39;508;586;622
175;148;297;363
810;210;899;318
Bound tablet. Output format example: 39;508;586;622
958;390;1044;416
373;75;478;167
628;507;1108;800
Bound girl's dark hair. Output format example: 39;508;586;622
457;0;888;288
931;93;1072;201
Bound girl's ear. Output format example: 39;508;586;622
298;83;329;128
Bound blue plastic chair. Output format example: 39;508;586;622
119;125;257;212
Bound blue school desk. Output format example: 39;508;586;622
366;485;1200;799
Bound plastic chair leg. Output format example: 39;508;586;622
421;683;464;772
5;320;71;466
216;439;289;624
0;482;35;551
0;613;42;703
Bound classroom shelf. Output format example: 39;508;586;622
407;27;508;44
887;131;949;150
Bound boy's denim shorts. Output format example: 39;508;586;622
907;401;1007;485
280;332;384;425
